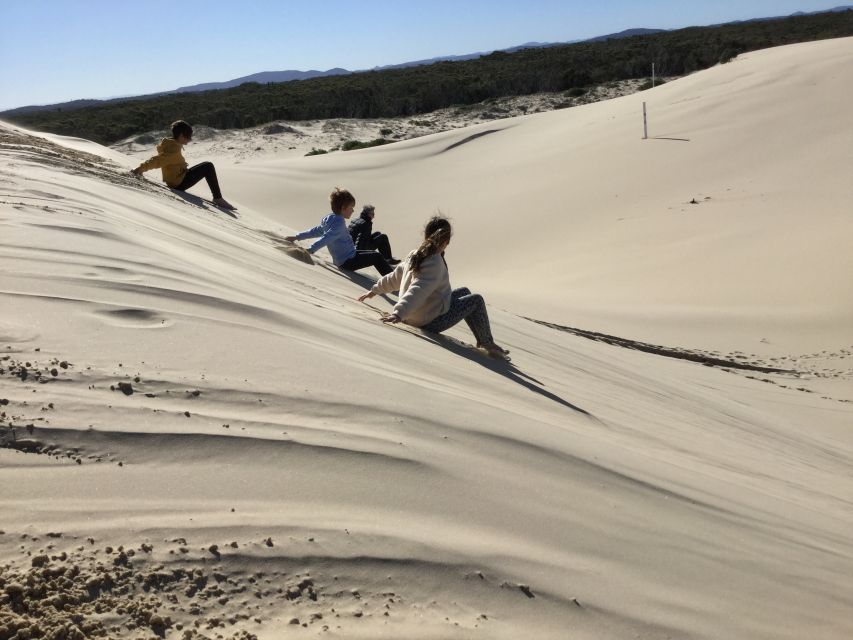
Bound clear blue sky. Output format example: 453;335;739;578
0;0;845;110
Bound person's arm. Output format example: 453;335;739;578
133;153;163;175
360;262;404;301
303;217;339;254
393;258;442;321
285;220;326;245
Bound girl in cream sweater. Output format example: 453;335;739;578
359;216;508;357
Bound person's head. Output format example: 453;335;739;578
330;188;356;218
171;120;193;144
409;215;452;273
361;204;375;220
423;215;452;249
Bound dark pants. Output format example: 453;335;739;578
341;250;393;276
175;162;222;199
421;287;494;346
368;232;394;261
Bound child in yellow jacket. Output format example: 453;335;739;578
132;120;235;210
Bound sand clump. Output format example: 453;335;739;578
0;532;513;638
0;535;320;639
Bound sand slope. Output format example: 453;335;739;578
223;37;853;355
1;38;852;640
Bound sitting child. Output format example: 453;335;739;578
131;120;235;210
285;188;393;276
358;216;508;357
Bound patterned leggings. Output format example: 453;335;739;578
420;287;494;345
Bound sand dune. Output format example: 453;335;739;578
1;38;852;640
220;37;853;355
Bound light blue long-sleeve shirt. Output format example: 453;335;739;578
295;213;357;265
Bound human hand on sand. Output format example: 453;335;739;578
357;291;375;302
381;313;401;324
284;236;297;243
130;169;142;178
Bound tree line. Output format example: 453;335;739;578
6;10;853;145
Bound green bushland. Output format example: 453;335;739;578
341;138;393;151
6;11;853;144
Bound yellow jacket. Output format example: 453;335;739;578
136;138;188;187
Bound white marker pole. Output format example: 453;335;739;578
643;102;648;139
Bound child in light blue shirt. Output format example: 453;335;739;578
287;188;393;275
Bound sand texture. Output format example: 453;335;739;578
2;38;852;639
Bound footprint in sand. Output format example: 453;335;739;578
92;308;173;329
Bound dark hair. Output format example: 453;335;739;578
171;120;193;140
409;215;452;273
361;204;375;216
330;187;355;214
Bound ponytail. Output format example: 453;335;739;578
409;216;452;273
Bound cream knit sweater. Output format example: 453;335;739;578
370;251;452;326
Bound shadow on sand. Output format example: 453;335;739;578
319;263;397;305
525;316;796;374
407;329;591;415
439;128;504;153
312;263;589;415
170;190;238;218
355;298;590;416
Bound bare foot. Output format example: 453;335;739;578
479;341;510;355
213;197;236;210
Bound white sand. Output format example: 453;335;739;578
1;38;852;639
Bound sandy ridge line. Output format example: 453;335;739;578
524;316;796;374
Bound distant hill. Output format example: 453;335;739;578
717;3;853;25
1;71;353;118
801;4;853;12
366;28;665;70
3;6;852;130
585;28;666;43
1;99;104;118
173;68;350;93
0;26;668;115
5;5;850;116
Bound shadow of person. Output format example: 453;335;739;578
322;263;397;305
401;329;592;416
169;189;238;219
